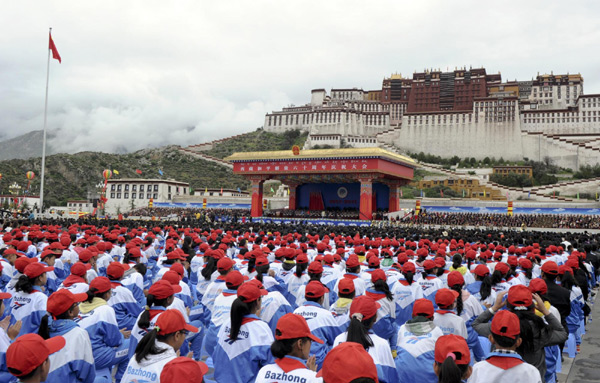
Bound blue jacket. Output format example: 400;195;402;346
47;319;96;383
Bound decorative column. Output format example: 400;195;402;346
249;176;265;217
287;182;299;210
387;180;401;213
358;176;373;220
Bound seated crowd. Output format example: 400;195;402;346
0;217;597;383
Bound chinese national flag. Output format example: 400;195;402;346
49;33;61;63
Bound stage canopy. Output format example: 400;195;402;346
225;147;416;220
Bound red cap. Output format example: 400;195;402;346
237;282;268;303
167;251;187;261
0;291;11;300
558;265;573;275
518;258;533;269
413;298;434;319
78;249;94;262
541;261;559;275
170;263;185;277
217;257;235;271
255;257;269;267
275;313;324;344
338;278;355;294
6;334;66;377
160;357;208;383
323;254;334;265
370;269;387;283
308;261;323;274
507;256;518;267
14;257;36;274
345;254;360;268
295;253;308;264
155;309;198;336
89;277;112;294
402;262;416;273
566;259;579;270
435;288;459;308
423;259;436;271
368;256;380;268
434;334;471;365
225;270;246;288
47;289;88;318
149;280;182;299
447;271;464;287
24;262;54;279
474;264;490;277
494;262;509;275
128;247;142;258
106;262;129;279
162;271;182;287
70;262;91;277
491;310;521;339
349;295;380;321
528;278;548;295
305;280;329;299
507;285;533;308
318;342;378;383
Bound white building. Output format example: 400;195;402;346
104;178;189;215
0;195;40;211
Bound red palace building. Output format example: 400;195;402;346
225;148;416;220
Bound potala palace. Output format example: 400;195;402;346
263;68;600;170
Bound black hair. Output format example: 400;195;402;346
38;308;72;340
255;264;269;283
346;314;376;350
85;287;110;303
15;275;37;294
137;294;172;329
560;271;578;291
349;379;377;383
491;332;520;348
295;262;308;278
308;271;322;282
338;290;356;299
229;297;259;341
543;271;558;282
403;270;415;285
508;303;547;355
133;263;147;276
452;254;462;270
305;296;322;303
449;283;464;316
436;356;470;383
270;333;310;358
247;258;256;274
282;261;295;272
477;274;492;301
491;270;503;285
122;250;132;265
373;279;393;301
346;265;361;274
523;267;533;280
201;257;218;280
135;328;180;363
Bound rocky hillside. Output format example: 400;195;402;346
0;130;57;161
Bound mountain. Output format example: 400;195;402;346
0;130;58;161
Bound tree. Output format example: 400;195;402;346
483;157;491;165
2;200;9;210
130;199;136;212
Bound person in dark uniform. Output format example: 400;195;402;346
541;261;571;333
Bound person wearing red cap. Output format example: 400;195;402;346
6;333;66;383
490;262;512;294
121;309;198;383
0;291;20;381
417;259;444;307
433;334;472;383
212;282;274;383
559;267;586;355
473;286;567;380
58;262;90;294
364;269;398;356
201;256;235;321
253;277;294;336
469;310;542;383
516;258;534;286
465;264;497;308
541;261;571;336
10;262;53;338
396;298;444;383
129;280;182;360
433;288;468;339
330;277;356;329
332;254;367;299
319;342;378;383
106;262;144;331
283;253;310;308
160;356;209;383
293;280;341;370
295;261;331;309
332;295;397;383
390;261;424;326
37;289;96;383
255;313;323;383
75;276;131;382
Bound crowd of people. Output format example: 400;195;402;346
0;216;598;383
127;207;251;223
402;212;600;230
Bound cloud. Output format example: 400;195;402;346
1;1;600;154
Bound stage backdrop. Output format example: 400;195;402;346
297;183;389;211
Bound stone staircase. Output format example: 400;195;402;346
179;147;233;169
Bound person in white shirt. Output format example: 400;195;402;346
433;288;468;339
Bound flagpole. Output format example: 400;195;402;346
40;27;52;215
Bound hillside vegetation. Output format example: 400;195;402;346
204;129;308;159
0;146;248;208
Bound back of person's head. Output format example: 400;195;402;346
229;282;266;341
507;284;545;354
318;342;378;383
490;310;522;349
271;313;323;358
6;334;65;380
434;335;471;383
160;357;208;383
347;296;379;350
412;298;434;320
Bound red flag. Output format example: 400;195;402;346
220;187;223;195
440;189;444;198
49;33;61;63
136;169;142;174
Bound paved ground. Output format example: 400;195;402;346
563;290;600;383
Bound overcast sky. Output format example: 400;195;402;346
2;1;600;154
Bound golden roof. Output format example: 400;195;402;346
225;147;417;167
